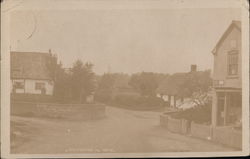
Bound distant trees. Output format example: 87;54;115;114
50;53;211;106
157;70;212;99
129;72;167;97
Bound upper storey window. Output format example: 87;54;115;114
228;50;238;76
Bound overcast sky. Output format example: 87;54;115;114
10;8;240;75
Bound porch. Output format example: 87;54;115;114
212;88;242;127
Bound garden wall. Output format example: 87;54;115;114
11;102;106;120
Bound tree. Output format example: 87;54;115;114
46;53;58;81
53;61;72;102
95;73;116;102
97;73;116;90
71;60;96;103
129;72;159;97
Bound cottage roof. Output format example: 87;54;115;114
11;51;54;80
212;20;241;55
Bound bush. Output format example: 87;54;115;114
171;104;212;124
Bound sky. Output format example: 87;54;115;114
10;7;241;75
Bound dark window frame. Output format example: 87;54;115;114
14;81;24;89
35;82;45;90
227;50;239;77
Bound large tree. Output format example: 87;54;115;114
95;73;116;102
71;60;96;103
53;61;72;101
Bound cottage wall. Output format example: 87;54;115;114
11;79;54;95
25;79;54;95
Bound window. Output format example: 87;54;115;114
35;82;45;90
228;51;238;76
14;81;24;89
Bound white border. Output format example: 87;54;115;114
1;0;249;158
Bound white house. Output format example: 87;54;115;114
11;51;55;95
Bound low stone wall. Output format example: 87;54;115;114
190;122;212;140
11;93;54;103
11;102;106;120
212;126;242;149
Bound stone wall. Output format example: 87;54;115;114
11;102;106;120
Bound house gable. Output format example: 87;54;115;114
212;21;241;89
212;21;241;55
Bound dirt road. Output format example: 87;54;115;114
11;106;235;154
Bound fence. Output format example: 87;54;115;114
159;114;242;149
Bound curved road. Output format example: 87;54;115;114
11;106;235;154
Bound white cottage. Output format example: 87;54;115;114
11;51;55;95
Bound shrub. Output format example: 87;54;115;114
171;104;212;124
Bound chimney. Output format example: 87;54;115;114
190;64;197;72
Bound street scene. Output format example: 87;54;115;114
6;0;243;155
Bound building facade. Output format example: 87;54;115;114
211;21;242;127
11;51;55;96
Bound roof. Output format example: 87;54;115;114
212;20;241;54
11;51;54;80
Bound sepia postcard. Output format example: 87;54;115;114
1;0;249;158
